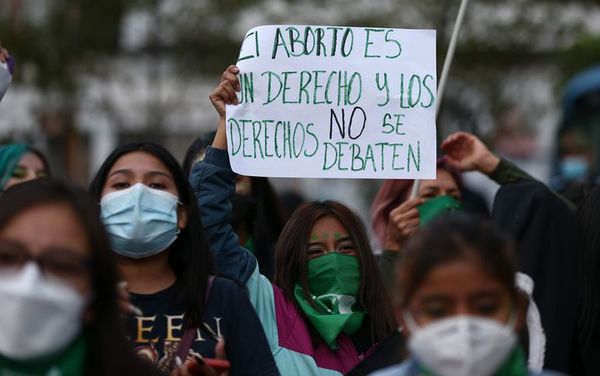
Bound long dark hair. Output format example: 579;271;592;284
398;213;518;306
239;176;286;280
274;200;397;344
576;186;600;350
89;142;213;327
0;180;161;376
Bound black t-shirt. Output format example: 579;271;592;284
127;276;278;375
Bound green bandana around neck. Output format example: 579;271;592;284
417;195;463;226
416;346;528;376
293;253;366;350
0;334;86;376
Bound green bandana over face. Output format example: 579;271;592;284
294;253;366;349
0;335;86;376
417;346;528;376
417;195;463;226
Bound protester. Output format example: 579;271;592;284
89;142;278;376
371;214;561;376
371;132;540;256
190;65;396;375
371;158;462;261
369;132;581;372
0;143;50;192
491;181;581;373
183;133;287;280
0;179;162;376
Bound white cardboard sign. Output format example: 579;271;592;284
226;25;437;179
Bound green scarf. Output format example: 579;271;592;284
294;253;365;349
417;195;463;226
0;335;86;376
417;346;528;376
244;236;255;254
0;143;29;190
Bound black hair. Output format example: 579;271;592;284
182;132;215;177
0;180;161;376
398;213;518;306
28;146;52;177
89;142;213;327
238;176;286;280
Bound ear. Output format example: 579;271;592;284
177;205;189;230
83;303;94;323
514;291;529;332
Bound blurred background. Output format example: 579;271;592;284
1;0;600;222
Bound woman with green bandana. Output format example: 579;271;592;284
191;65;397;375
0;180;161;376
370;214;561;376
371;132;542;291
0;143;50;192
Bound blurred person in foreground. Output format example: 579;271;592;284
371;214;562;376
367;132;580;374
0;180;162;376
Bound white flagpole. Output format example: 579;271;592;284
410;0;470;199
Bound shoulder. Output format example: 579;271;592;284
210;274;245;291
207;274;252;306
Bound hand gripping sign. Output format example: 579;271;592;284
226;25;437;179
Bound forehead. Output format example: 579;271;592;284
108;151;171;176
419;169;458;191
0;202;90;257
409;259;508;301
18;152;45;169
310;215;348;236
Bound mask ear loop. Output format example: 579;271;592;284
506;309;518;330
401;309;421;334
175;201;186;234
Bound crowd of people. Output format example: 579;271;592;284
0;43;598;376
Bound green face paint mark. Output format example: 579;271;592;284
311;234;319;241
334;232;341;240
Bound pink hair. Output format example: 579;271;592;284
371;158;462;249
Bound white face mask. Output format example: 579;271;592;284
0;263;87;360
404;313;517;376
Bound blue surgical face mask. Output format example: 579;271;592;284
100;183;180;258
559;156;589;182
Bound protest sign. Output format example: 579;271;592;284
226;25;437;179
